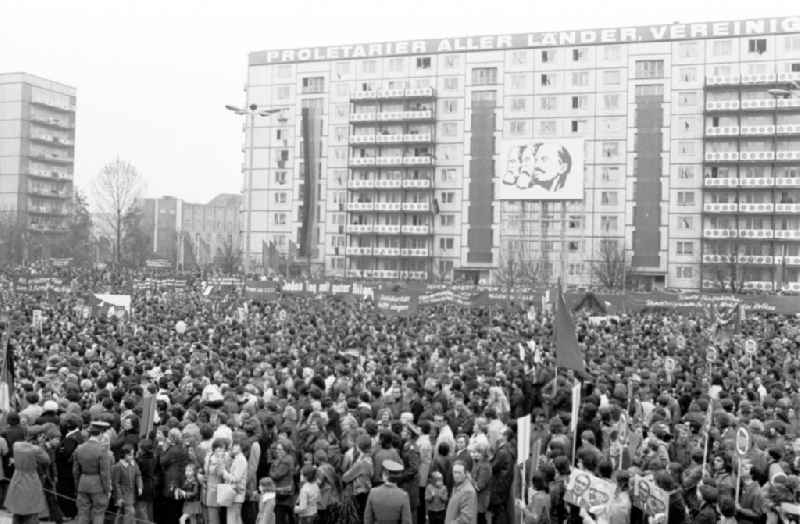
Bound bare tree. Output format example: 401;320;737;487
591;240;628;290
215;236;240;274
92;158;144;266
0;208;24;265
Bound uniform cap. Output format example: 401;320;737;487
382;460;404;473
90;420;110;431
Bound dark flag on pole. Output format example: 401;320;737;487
554;291;585;375
0;330;15;412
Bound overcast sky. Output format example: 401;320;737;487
0;0;795;205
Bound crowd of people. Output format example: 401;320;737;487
0;268;799;524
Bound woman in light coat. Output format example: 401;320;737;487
223;441;249;524
4;424;51;523
205;438;231;524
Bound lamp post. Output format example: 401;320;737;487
767;88;792;292
225;104;283;274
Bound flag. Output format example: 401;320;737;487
0;332;15;412
432;199;440;215
555;291;585;374
288;240;297;261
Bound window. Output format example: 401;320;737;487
277;65;291;78
334;62;350;76
748;38;767;55
678;42;699;58
274;171;287;185
511;50;528;65
274;192;288;204
441;122;457;137
273;213;286;225
276;86;290;100
792;63;800;72
440;191;455;203
416;57;432;69
601;191;618;205
676;266;693;279
540;73;555;87
676;241;694;255
510;74;527;90
443;100;459;114
678;92;697;107
679;68;697;83
677;216;693;230
444;55;459;68
362;60;377;73
603;94;620;110
334;83;348;97
334;104;348;118
634;60;664;79
571;96;587;110
572;48;585;62
538;120;556;136
785;35;800;52
440;214;455;227
439;260;454;275
712;40;732;56
301;76;324;93
388;58;404;72
570;120;583;133
472;67;498;85
602;142;619;158
568;215;584;230
541;49;556;63
568;263;584;276
678;142;695;156
600;216;618;232
440;168;457;183
444;77;459;90
509;120;528;136
602;70;621;86
603;46;621;61
677;191;695;206
439;238;454;250
510;97;527;112
601;167;619;183
540;96;557;111
678;166;695;180
571;71;589;86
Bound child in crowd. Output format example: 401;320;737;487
425;470;448;524
294;465;320;524
257;477;277;524
178;462;201;524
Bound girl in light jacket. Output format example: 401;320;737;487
223;441;249;524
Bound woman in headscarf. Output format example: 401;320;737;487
4;423;51;524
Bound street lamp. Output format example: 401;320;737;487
225;104;285;273
768;88;793;292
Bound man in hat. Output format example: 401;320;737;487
73;420;112;524
364;459;412;524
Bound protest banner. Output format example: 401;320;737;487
564;469;616;510
244;281;279;300
375;291;418;315
632;474;670;517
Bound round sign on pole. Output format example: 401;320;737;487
736;427;751;457
664;357;676;374
707;346;718;363
745;339;757;355
676;335;686;350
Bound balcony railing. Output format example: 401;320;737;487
373;247;402;257
350;87;435;100
350;135;376;144
738;255;774;265
347;269;364;278
400;224;430;234
352;133;434;145
350;112;377;122
350;157;376;166
775;177;800;187
742;281;774;291
373;224;401;234
783;282;800;292
778;72;800;83
29;115;74;129
400;270;428;280
739;177;774;187
365;269;401;279
739;202;774;213
703;202;738;213
738;229;774;239
703;177;738;188
29;152;73;164
374;202;402;212
776;150;800;161
402;179;431;188
706;100;740;111
346;202;374;211
741;73;777;84
345;246;373;256
402;202;430;212
374;156;433;166
775;229;800;240
30;99;75;112
739;151;775;161
703;228;738;238
376;110;434;121
346;224;373;234
777;124;800;135
776;203;800;213
741;98;775;110
706;126;739;136
777;98;800;109
374;179;403;189
350;91;378;100
706;75;740;86
349;179;375;189
776;256;800;266
702;254;734;263
704;151;739;162
739;125;775;136
400;248;429;257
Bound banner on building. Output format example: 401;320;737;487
497;139;584;200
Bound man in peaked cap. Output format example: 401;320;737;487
364;459;412;524
73;421;112;524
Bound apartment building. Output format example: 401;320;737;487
241;16;800;290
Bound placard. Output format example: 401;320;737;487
564;469;616;510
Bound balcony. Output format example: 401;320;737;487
374;202;403;212
740;98;776;110
350;112;377;122
783;282;800;292
738;255;774;265
775;229;800;240
376;110;434;122
346;202;374;212
347;269;364;278
404;87;435;98
399;270;428;280
706;75;740;86
703;228;738;238
366;269;401;279
30;99;75;112
373;224;401;234
400;248;429;257
739;202;774;213
402;179;432;188
742;281;774;291
345;246;373;256
28;206;68;216
776;203;800;213
350;91;378;100
402;202;430;212
702;254;734;263
350;157;376;166
739;125;775;136
350;135;376;144
401;224;430;234
703;202;738;213
777;98;800;109
349;179;375;189
374;179;403;189
706;100;740;111
703;177;738;188
776;256;800;266
776;150;800;161
705;126;739;136
28;170;71;181
29;115;74;129
346;224;373;234
373;247;402;257
741;73;777;84
29;152;73;164
775;177;800;187
373;132;434;144
739;177;774;187
704;151;739;162
738;229;774;239
777;124;800;135
28;188;69;199
778;72;800;83
739;151;775;161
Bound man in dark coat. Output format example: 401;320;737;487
364;460;412;524
489;429;513;524
157;428;188;524
56;414;84;519
397;426;420;524
73;421;112;524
